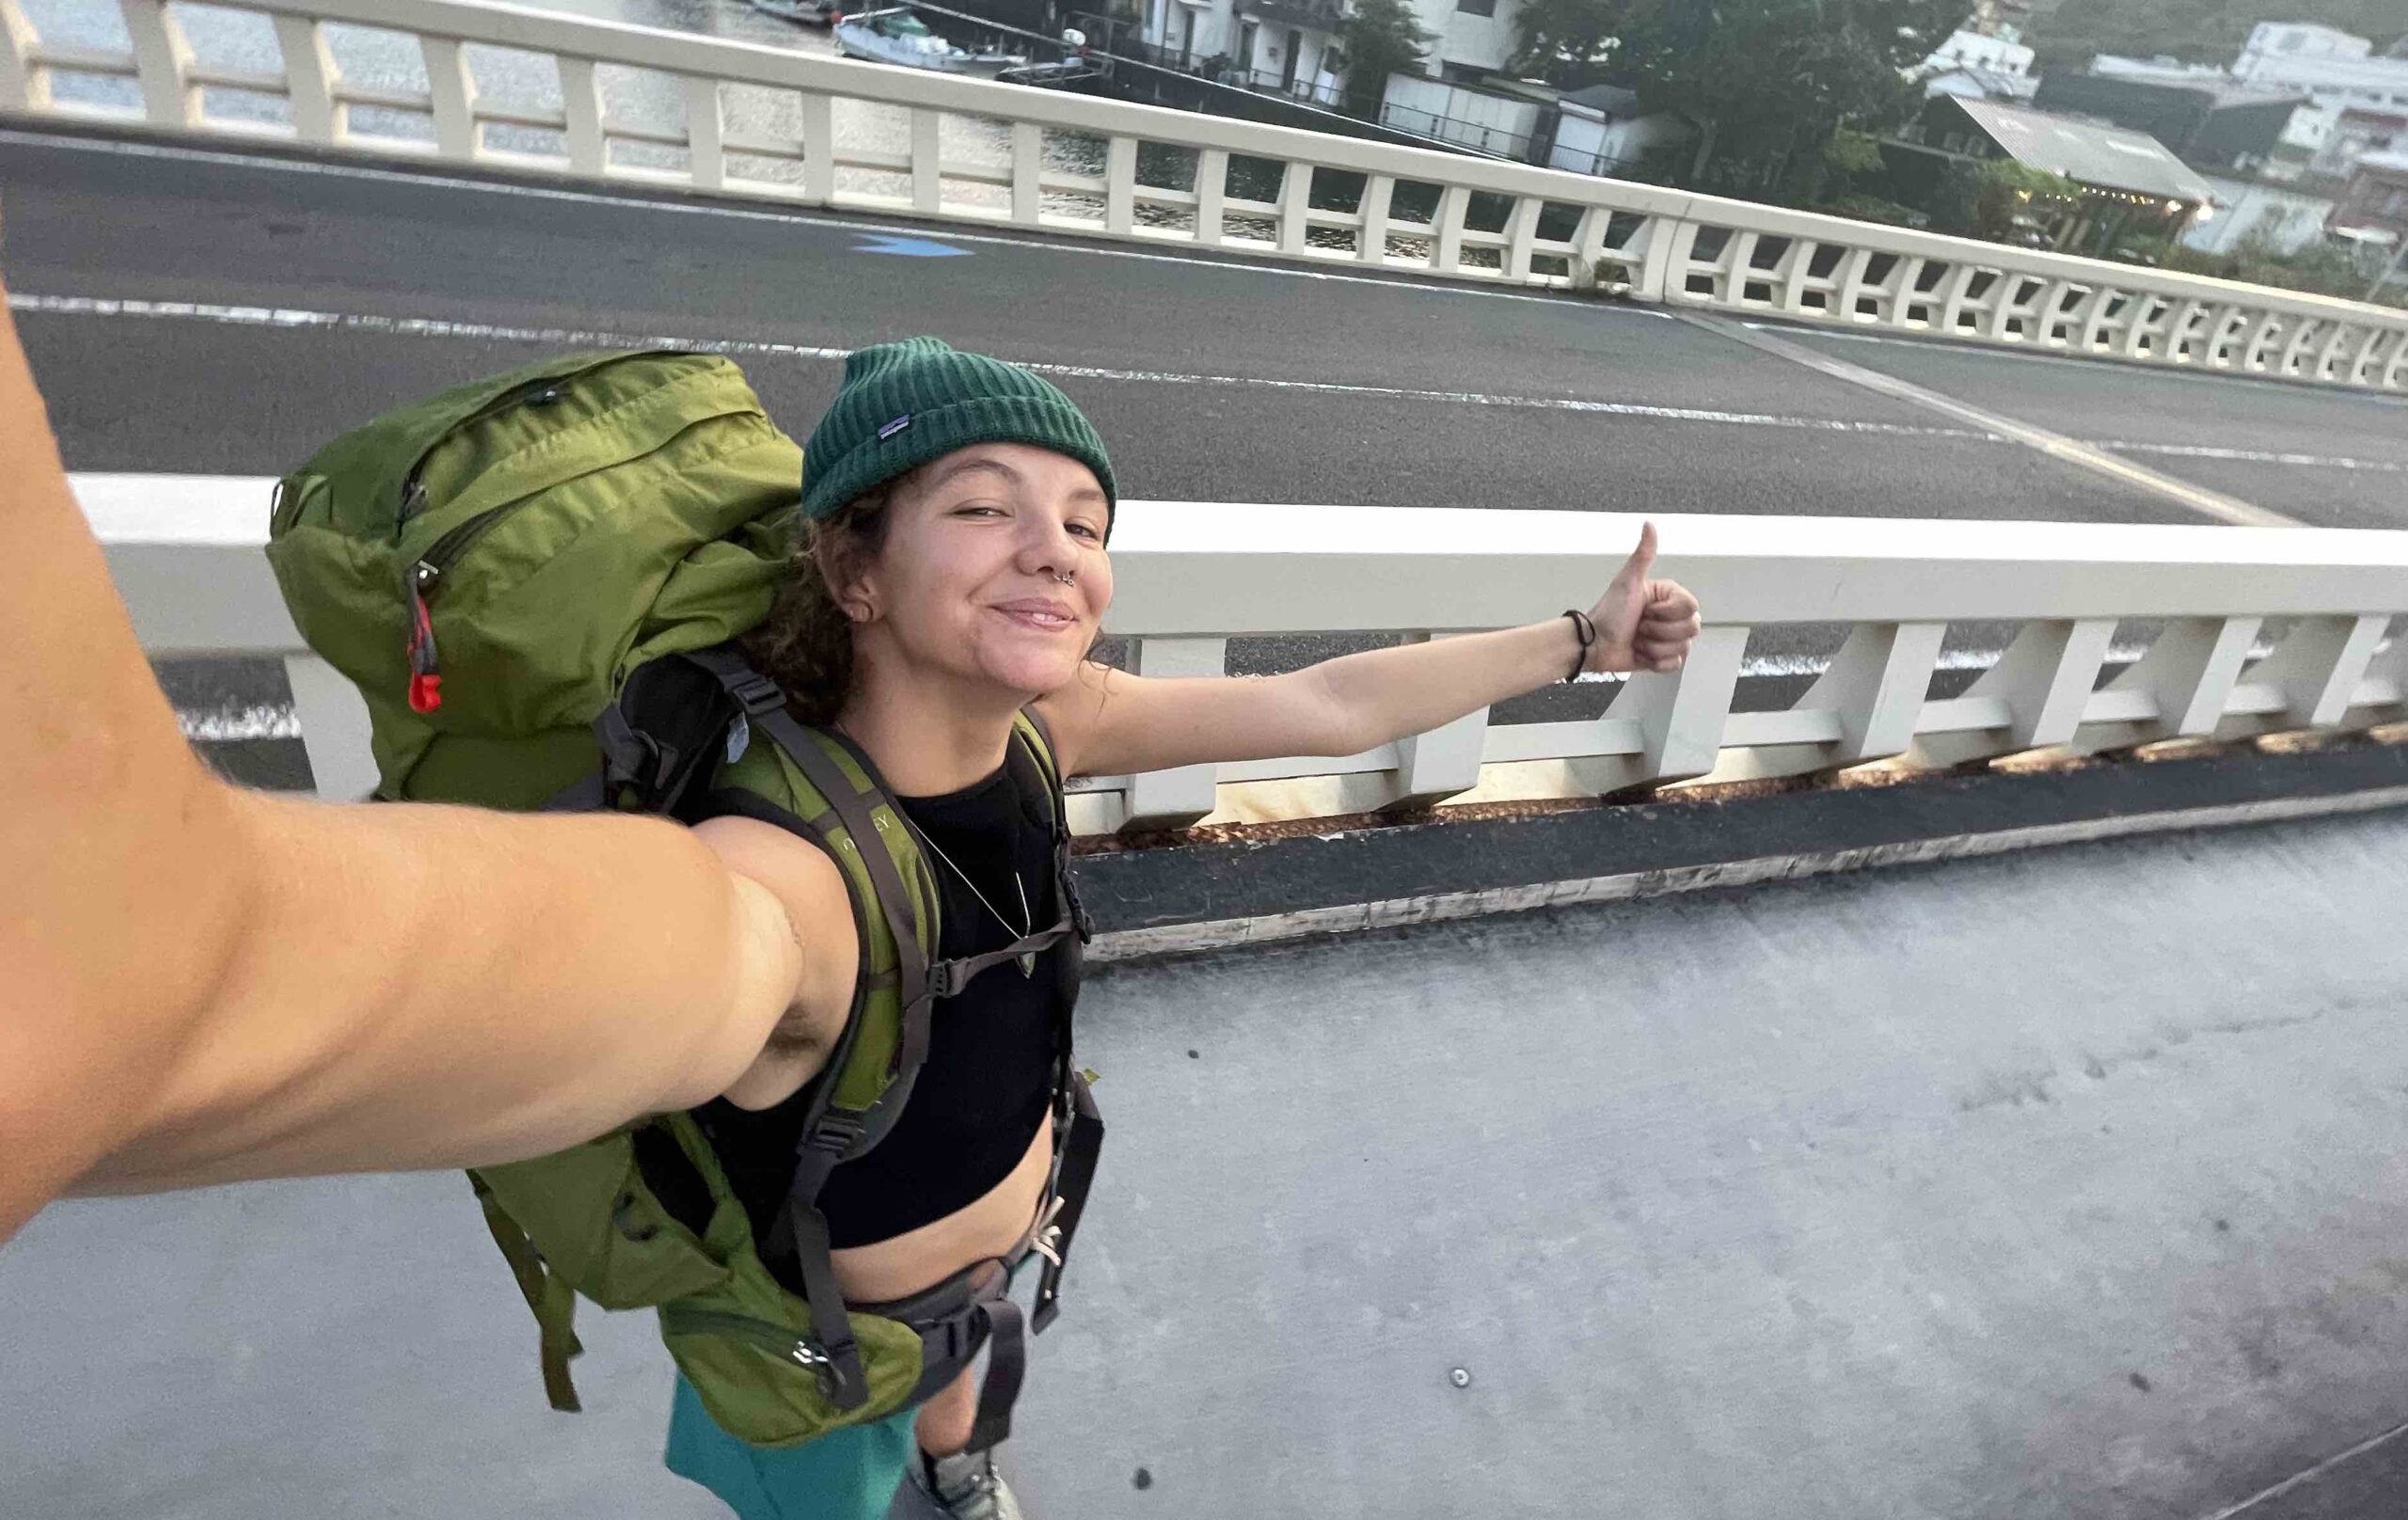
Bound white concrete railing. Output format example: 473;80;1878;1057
6;0;2407;392
83;474;2408;835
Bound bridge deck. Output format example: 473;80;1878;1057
10;804;2408;1518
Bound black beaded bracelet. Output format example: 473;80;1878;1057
1561;609;1596;683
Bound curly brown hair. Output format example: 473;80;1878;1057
737;485;895;725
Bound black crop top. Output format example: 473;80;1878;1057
697;752;1067;1259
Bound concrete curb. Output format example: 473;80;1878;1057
1081;738;2408;963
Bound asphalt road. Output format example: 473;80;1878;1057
11;124;2404;533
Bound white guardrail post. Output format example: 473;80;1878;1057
78;480;2408;834
4;0;2405;391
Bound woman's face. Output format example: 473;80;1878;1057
847;442;1114;700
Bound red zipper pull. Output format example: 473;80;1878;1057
407;562;444;714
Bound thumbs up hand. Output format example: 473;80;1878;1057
1585;522;1702;675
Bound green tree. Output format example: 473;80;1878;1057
1513;0;1961;200
1334;0;1437;119
1932;157;2080;241
1509;0;1626;80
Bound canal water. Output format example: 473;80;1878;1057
16;0;1552;260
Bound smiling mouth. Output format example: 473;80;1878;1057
991;606;1077;631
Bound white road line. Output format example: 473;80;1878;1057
1743;320;2408;411
0;126;1671;313
1691;313;2304;528
2103;439;2406;474
27;284;2399;471
2192;1419;2408;1520
6;292;2001;440
181;704;304;742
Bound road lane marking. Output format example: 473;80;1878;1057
8;292;2003;440
1689;313;2304;528
1742;319;2408;409
25;291;2398;475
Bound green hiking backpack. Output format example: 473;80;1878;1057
265;350;1100;1451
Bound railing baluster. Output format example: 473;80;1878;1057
284;653;383;803
911;106;941;214
421;36;478;160
1723;230;1760;307
1569;204;1608;288
1387;634;1489;809
1355;173;1393;266
1932;261;1981;334
1010;120;1042;226
119;0;199;128
2161;297;2207;365
799;90;834;204
1193;146;1226;246
1833;246;1877;322
2079;615;2260;752
684;75;723;191
1388;705;1490;809
1590;625;1748;793
558;55;605;174
1432;183;1468;275
1;0;52;112
2226;614;2391;735
1102;133;1135;236
1799;621;1945;768
2313;323;2355;384
271;15;342;146
1911;619;2116;767
1276;160;1310;257
1121;637;1227;830
1776;238;1816;313
2344;325;2387;388
1640;215;1698;303
1501;195;1539;282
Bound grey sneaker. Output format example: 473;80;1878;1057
903;1449;1025;1520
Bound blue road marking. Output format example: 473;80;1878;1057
853;232;972;258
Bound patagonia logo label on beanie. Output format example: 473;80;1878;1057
800;336;1118;529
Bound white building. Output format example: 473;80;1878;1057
2087;48;2343;165
1136;0;1522;103
2182;172;2334;253
1546;83;1692;176
1137;0;1345;98
2231;23;2408;119
1406;0;1521;80
1918;29;2038;102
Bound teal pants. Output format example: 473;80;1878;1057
664;1375;920;1520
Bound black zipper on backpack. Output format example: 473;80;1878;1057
401;499;532;715
659;1306;845;1394
394;377;572;532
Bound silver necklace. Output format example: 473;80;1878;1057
841;720;1037;975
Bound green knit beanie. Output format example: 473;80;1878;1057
800;337;1117;534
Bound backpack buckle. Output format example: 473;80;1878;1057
1059;874;1097;943
719;666;785;717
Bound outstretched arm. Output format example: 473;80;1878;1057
0;276;847;1240
1042;523;1703;780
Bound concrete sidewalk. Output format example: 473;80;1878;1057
9;805;2408;1518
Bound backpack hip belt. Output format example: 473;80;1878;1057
859;1063;1102;1454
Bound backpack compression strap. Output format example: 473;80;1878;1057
469;1175;585;1413
681;650;1099;1418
